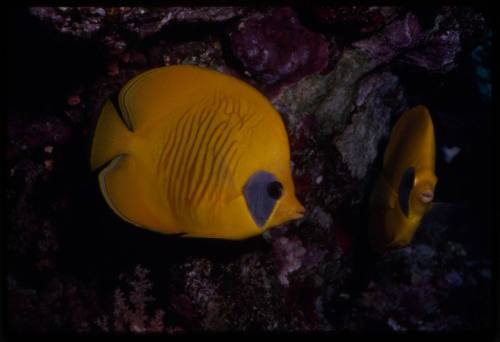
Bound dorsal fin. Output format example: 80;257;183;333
117;65;250;131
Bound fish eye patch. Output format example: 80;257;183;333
398;167;415;217
244;171;281;228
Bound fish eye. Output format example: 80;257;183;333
267;181;283;199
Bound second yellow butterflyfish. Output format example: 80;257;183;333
369;105;438;250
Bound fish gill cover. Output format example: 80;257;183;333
5;6;494;335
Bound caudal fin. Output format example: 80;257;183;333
90;100;133;171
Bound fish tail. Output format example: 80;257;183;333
90;99;133;171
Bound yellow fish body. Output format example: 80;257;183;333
369;105;438;250
90;65;304;239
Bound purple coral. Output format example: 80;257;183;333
401;29;461;72
230;7;329;87
352;9;463;73
353;12;423;63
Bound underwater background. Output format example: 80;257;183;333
5;6;495;334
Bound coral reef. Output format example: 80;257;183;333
6;6;493;335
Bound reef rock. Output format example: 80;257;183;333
275;12;422;137
398;7;489;73
30;7;247;54
334;72;406;180
352;12;423;64
30;7;107;39
311;6;399;36
229;7;329;92
120;7;248;39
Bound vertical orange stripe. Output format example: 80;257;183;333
177;106;210;205
172;108;200;209
190;119;231;208
184;120;226;205
194;138;237;208
160;112;188;203
178;106;218;207
156;127;175;179
166;110;193;214
214;144;240;200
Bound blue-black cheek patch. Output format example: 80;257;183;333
243;171;278;228
398;167;415;217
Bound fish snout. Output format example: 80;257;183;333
288;197;305;220
268;194;305;227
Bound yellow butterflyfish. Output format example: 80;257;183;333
369;105;438;250
90;65;304;239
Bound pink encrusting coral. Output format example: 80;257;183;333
95;265;167;333
272;236;307;287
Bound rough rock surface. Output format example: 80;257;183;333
334;72;406;180
274;12;422;137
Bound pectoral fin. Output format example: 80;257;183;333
98;154;163;229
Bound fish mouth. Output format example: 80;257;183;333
290;205;305;220
419;188;434;203
269;197;305;226
274;208;305;227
